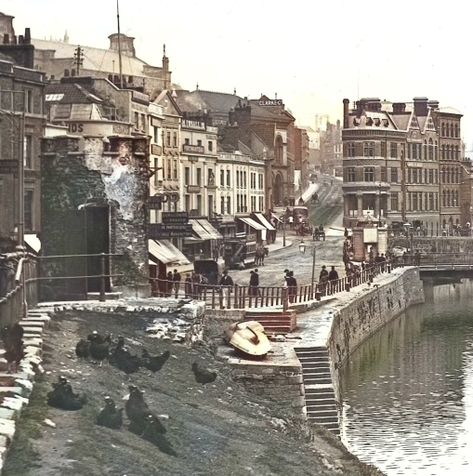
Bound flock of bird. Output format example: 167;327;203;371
46;330;218;457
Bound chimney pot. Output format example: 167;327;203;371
24;28;31;44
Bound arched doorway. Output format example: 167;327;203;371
273;173;283;206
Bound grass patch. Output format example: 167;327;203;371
2;377;50;476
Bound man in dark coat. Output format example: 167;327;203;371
328;266;339;293
172;269;181;298
249;269;259;297
219;270;234;309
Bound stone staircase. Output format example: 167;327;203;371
295;346;340;435
243;309;297;335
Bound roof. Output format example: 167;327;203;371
175;89;241;115
45;82;103;104
32;38;156;77
437;106;462;116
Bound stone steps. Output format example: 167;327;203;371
0;308;47;470
295;347;340;436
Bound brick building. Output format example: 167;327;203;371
342;97;471;233
0;21;46;251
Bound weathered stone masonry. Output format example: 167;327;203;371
327;267;424;400
41;134;150;298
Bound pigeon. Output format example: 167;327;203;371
125;386;150;427
89;333;111;362
191;362;217;385
47;376;86;411
1;324;24;373
110;338;141;374
96;396;123;429
142;414;176;457
75;339;90;359
142;349;171;372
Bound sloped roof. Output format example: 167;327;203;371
175;89;241;114
390;113;411;131
32;38;156;77
45;82;103;104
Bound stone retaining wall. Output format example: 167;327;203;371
327;267;424;400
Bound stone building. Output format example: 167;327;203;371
320;120;342;176
41;134;150;299
293;126;310;196
0;24;46;250
342;97;470;232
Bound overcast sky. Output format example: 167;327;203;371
2;0;473;147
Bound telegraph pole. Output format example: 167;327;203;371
73;45;84;76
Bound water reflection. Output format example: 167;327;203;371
340;277;473;475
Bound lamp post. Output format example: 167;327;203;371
0;90;26;251
282;217;286;247
299;239;316;285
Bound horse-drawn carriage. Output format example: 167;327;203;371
313;228;326;241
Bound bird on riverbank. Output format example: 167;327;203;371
191;362;217;385
142;414;176;456
2;324;24;374
142;349;170;372
75;338;90;359
96;396;123;429
89;333;111;362
110;337;141;374
47;376;86;410
124;385;151;434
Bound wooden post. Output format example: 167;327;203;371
99;252;106;302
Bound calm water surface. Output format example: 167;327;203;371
340;278;473;476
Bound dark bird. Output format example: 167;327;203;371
47;376;86;410
125;385;151;429
142;414;176;457
75;339;90;359
110;338;141;374
191;362;217;385
142;349;171;372
89;333;111;362
1;324;24;373
96;396;123;429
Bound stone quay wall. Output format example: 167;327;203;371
327;267;424;400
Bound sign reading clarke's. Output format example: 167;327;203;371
258;99;283;106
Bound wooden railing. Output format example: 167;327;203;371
150;261;401;310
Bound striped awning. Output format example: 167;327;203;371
255;213;275;231
148;239;191;265
238;217;266;231
189;219;222;240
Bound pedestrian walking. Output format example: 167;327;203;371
249;269;259;297
172;269;181;298
219;270;234;309
328;266;339;294
287;271;297;303
166;271;173;297
319;265;328;295
184;273;192;298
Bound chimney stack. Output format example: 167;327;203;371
413;97;429;117
24;28;31;44
392;102;406;114
343;98;350;128
108;33;135;57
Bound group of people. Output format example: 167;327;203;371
318;265;339;294
156;269;182;298
184;272;210;299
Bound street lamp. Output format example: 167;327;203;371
299;239;317;286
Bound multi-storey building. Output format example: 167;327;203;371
179;116;218;218
342;97;470;233
0;27;46;251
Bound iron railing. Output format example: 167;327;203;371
150;261;401;310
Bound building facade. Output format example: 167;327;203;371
342;97;470;233
0;37;46;250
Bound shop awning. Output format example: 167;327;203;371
238;217;266;231
189;219;222;240
255;213;275;231
271;213;282;223
25;234;41;253
148;239;191;266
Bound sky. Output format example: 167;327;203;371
2;0;473;147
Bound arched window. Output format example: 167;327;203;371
274;135;283;163
446;168;451;183
441;123;445;137
447;190;451;206
423;141;427;161
450;123;454;137
441;166;445;183
455;145;459;160
454;124;459;138
447;145;451;160
435;141;438;160
442;190;446;207
441;145;445;160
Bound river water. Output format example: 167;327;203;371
340;277;473;476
